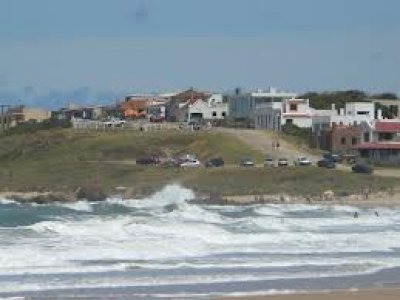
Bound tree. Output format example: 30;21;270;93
372;93;398;100
375;102;398;119
300;90;367;110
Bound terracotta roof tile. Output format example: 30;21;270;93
375;121;400;133
354;142;400;149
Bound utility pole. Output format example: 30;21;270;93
0;104;11;132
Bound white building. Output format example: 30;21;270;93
180;94;228;123
255;100;377;132
312;102;375;133
228;87;297;119
254;98;313;130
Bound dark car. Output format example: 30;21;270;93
206;157;225;168
136;155;160;165
240;158;255;167
149;115;165;123
323;153;342;163
352;164;373;174
317;158;336;169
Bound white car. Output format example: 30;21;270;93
180;159;201;168
295;156;312;166
102;118;126;127
264;156;275;167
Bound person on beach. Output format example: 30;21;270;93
354;212;359;218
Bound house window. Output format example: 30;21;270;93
222;112;226;117
286;119;293;125
352;137;357;145
290;104;297;111
212;111;217;117
357;111;369;115
364;132;370;142
341;137;346;145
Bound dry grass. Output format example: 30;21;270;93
0;129;396;197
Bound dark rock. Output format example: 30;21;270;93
10;192;76;204
76;185;107;201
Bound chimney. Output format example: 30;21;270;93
339;108;345;116
331;103;336;111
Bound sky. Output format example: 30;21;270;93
0;0;399;107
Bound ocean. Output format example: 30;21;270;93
0;185;400;299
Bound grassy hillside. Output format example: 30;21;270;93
0;128;396;198
0;129;262;193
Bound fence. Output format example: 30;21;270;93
72;119;199;132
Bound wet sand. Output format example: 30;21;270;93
221;288;400;300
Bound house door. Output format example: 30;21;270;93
190;113;203;123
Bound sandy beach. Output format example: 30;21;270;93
222;189;400;207
2;188;400;207
221;288;400;300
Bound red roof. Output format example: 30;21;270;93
354;142;400;150
375;121;400;133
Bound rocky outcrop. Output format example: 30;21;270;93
76;185;107;202
0;192;76;204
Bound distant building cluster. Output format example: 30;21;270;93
1;86;400;165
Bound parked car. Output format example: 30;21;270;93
161;158;180;168
323;152;342;163
180;154;197;161
352;164;373;174
264;156;275;167
180;159;201;168
102;117;125;127
295;156;312;166
240;158;255;167
277;157;289;167
205;157;225;168
317;158;336;169
136;155;160;165
149;115;165;123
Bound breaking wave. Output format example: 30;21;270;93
1;184;400;298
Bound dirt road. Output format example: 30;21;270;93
218;128;400;177
217;128;320;163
